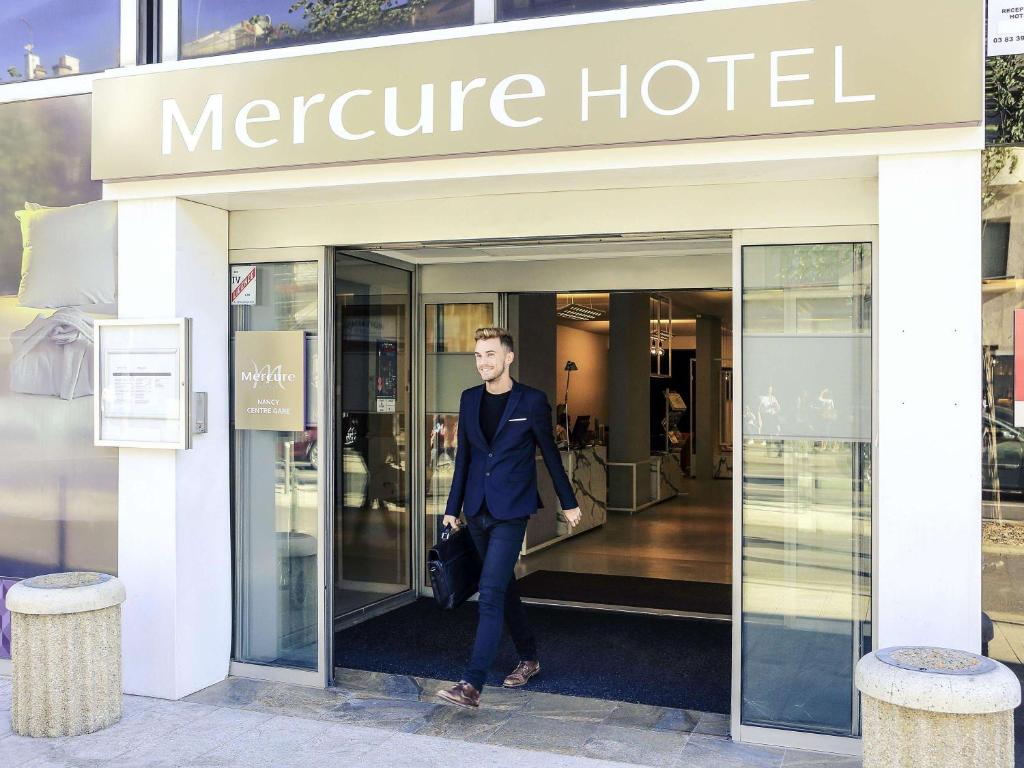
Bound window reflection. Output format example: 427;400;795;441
423;303;494;585
742;440;871;735
334;254;412;620
180;0;473;59
741;243;872;736
231;262;320;670
0;94;114;660
982;175;1024;673
0;1;120;83
499;0;696;22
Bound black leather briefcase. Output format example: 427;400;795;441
427;525;481;610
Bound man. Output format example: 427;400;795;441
436;327;582;709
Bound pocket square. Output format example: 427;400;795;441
508;417;527;422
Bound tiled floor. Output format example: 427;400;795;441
516;479;732;586
0;671;859;767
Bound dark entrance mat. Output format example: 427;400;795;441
334;597;731;713
516;570;732;615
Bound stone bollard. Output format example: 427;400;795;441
6;572;126;737
856;646;1021;768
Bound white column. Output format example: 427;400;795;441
117;198;230;698
877;152;981;652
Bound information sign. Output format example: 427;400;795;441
94;318;191;449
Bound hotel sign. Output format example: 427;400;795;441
92;0;982;180
989;0;1024;56
234;331;306;431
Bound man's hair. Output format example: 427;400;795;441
474;327;514;354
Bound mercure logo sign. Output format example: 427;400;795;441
160;47;875;156
240;361;298;390
91;0;983;180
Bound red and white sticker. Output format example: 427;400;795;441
231;266;257;305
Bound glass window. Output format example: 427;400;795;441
180;0;474;59
982;167;1024;672
0;1;120;83
740;243;872;736
334;253;413;620
0;94;115;660
231;262;321;670
423;301;495;585
499;0;695;22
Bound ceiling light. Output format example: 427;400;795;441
557;302;606;320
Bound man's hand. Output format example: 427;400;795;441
562;507;583;528
442;514;461;530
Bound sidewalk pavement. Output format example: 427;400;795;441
0;671;859;768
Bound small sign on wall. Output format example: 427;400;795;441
234;331;305;431
989;0;1024;56
230;266;257;305
94;318;191;449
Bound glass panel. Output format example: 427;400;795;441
1;2;120;83
0;94;115;660
741;243;872;736
0;95;101;295
499;0;694;21
232;262;320;670
982;183;1024;673
179;0;473;59
423;301;495;585
334;254;412;618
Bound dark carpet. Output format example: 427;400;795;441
334;597;731;713
516;570;731;615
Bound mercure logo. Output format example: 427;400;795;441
240;361;297;390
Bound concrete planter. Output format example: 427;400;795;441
6;572;126;737
856;646;1021;768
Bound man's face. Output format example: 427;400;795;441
474;337;514;382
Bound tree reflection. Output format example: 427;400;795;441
0;96;99;297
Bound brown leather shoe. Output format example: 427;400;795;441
436;680;480;708
503;660;540;688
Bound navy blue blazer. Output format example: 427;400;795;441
444;381;579;521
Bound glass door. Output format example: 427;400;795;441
421;294;500;587
230;257;329;686
334;252;416;626
735;232;874;748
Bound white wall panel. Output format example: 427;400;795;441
876;152;981;651
229;178;878;251
118;198;230;698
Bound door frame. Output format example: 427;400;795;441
227;246;334;689
730;226;878;756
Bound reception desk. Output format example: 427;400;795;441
525;445;606;552
523;445;686;552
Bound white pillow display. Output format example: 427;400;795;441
15;200;117;308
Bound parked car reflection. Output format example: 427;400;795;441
984;407;1024;498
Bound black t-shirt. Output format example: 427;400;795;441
480;388;511;445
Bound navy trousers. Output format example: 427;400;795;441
463;509;537;691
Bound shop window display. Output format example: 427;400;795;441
0;94;117;659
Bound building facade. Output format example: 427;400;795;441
0;0;990;756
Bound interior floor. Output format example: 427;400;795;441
516;478;732;586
